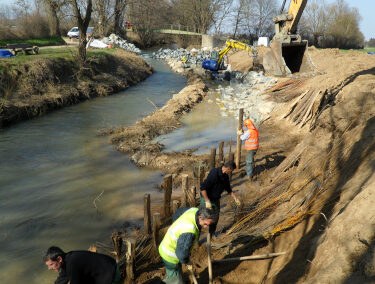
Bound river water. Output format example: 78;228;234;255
0;55;237;283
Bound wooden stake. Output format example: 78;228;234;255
164;174;172;217
209;147;216;170
207;233;213;284
212;252;287;264
172;200;181;214
228;152;235;181
190;186;196;206
111;232;122;263
144;194;151;234
198;165;205;185
219;141;224;166
181;174;189;207
152;213;161;249
125;240;136;281
236;108;244;170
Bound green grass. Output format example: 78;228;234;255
0;47;117;71
0;36;65;47
339;47;375;53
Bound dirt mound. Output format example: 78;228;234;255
0;49;152;127
132;48;375;283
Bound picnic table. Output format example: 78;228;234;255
6;43;39;55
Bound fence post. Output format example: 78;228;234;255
164;174;172;217
144;194;151;234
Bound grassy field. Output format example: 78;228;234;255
0;47;117;66
0;36;65;47
340;47;375;53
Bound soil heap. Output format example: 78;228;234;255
112;47;375;283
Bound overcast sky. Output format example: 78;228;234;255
0;0;374;40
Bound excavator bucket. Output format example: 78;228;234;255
263;40;317;76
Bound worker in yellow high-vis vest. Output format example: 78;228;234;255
159;207;217;284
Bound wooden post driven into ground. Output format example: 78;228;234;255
228;152;235;181
152;213;161;249
209;147;216;170
111;232;122;263
144;194;151;234
181;174;189;207
172;200;181;213
219;141;224;165
198;165;205;185
190;186;197;206
164;174;172;217
125;240;136;281
236;108;244;170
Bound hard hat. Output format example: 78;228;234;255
244;119;253;126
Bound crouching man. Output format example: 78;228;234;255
159;207;217;283
44;246;121;284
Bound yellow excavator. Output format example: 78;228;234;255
263;0;317;76
202;39;258;75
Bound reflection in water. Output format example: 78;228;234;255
0;58;186;284
154;89;237;155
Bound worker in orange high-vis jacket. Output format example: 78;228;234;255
238;118;259;180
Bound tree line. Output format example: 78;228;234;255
0;0;366;61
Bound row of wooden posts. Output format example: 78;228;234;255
113;109;245;282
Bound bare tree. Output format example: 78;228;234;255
171;0;223;34
113;0;128;35
299;0;329;47
231;0;246;39
242;0;278;40
71;0;92;64
325;0;364;49
127;0;171;47
42;0;68;36
211;0;234;35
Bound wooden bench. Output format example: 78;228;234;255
7;43;39;55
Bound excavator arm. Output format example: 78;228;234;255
263;0;317;76
202;40;258;72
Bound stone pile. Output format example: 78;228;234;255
101;34;141;54
151;47;213;66
214;71;278;125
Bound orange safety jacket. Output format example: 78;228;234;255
244;127;259;151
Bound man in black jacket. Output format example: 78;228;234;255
44;246;121;284
200;160;241;235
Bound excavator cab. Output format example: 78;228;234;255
263;0;317;76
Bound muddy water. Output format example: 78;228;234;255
0;58;187;284
155;88;237;155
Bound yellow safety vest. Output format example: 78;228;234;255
159;208;199;264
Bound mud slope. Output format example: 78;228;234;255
205;48;375;283
0;49;153;127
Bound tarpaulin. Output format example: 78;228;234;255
0;49;15;58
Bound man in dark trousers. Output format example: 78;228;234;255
200;160;241;235
44;246;121;284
